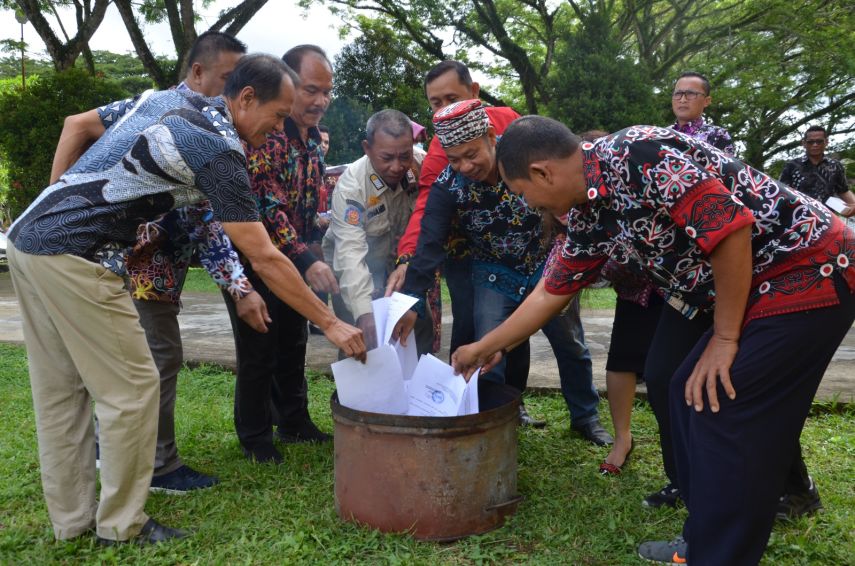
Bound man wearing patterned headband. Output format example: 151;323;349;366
452;116;855;565
393;99;610;445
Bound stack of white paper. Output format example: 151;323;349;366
825;196;849;214
332;293;480;417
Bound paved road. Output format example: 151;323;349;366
1;272;853;402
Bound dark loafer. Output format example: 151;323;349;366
97;518;188;546
518;405;547;428
572;420;614;446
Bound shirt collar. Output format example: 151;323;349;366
582;142;608;202
284;117;322;149
671;115;705;134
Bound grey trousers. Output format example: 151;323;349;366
133;299;184;476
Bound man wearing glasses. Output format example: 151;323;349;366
781;125;855;217
670;71;734;154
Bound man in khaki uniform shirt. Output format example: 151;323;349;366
323;109;433;353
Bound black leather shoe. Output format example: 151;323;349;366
277;419;332;444
518;405;547;428
242;443;284;464
572;420;614;446
97;518;188;546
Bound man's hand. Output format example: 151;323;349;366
451;344;503;381
385;263;407;296
843;205;855;218
305;261;340;294
391;309;418;346
684;334;739;413
235;290;271;333
324;319;367;362
356;313;378;351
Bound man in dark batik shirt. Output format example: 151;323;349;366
233;45;339;464
781;125;855;217
453;117;854;566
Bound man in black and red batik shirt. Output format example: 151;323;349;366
452;118;855;566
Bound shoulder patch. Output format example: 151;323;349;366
369;173;385;190
343;205;362;226
344;199;365;212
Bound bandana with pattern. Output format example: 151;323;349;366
433;99;490;148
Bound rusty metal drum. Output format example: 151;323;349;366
331;380;522;541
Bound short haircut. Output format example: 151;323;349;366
223;54;299;103
186;31;247;69
318;124;330;134
365;109;412;146
676;71;711;96
496;116;580;181
282;44;331;75
424;60;473;91
804;125;827;139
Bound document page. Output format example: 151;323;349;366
407;354;479;417
332;344;409;414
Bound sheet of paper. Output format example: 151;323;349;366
458;369;480;416
825;196;848;214
407;354;468;417
394;339;419;381
332;344;409;414
372;293;421;380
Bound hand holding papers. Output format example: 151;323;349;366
825;196;849;214
331;345;409;414
332;293;481;417
407;354;480;417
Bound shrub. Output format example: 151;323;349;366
0;69;130;221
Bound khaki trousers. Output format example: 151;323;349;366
8;243;159;541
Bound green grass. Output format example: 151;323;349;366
1;344;851;564
183;267;618;310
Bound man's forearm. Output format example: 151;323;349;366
50;110;106;183
709;224;753;339
223;222;337;328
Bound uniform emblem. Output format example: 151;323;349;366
370;173;385;190
367;195;381;207
344;205;362;226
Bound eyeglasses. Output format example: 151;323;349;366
672;90;706;100
804;139;826;146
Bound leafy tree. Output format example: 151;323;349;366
546;9;663;133
0;68;129;218
9;0;110;72
113;0;270;89
322;96;372;164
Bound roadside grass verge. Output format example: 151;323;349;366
1;343;850;564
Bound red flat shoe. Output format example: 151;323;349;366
599;439;634;476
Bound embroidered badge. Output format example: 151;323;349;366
344;205;362;226
370;173;385;190
366;204;386;220
367;195;381;207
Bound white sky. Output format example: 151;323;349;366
1;1;351;61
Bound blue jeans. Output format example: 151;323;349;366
444;256;475;356
473;287;599;426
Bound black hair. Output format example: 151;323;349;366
804;125;827;139
223;54;299;103
424;60;473;91
282;44;332;75
186;31;247;69
496;116;580;180
318;124;330;134
365;109;412;145
676;71;711;96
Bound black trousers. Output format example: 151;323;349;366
644;304;814;496
670;278;855;565
224;275;310;449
